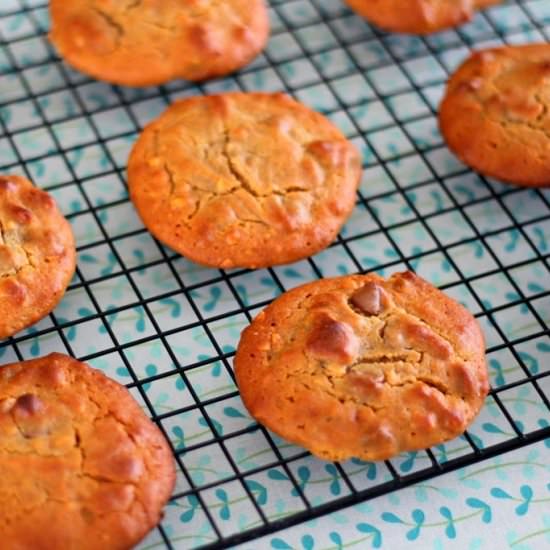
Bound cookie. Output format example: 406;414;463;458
0;353;175;549
49;0;269;86
440;44;550;187
345;0;500;34
0;175;76;339
128;93;362;269
235;272;488;462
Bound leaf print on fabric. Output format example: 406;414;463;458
350;458;378;480
406;509;425;541
57;317;76;341
491;484;543;517
356;522;383;548
465;498;492;523
224;406;246;419
439;507;456;539
215;489;230;520
381;512;404;524
171;426;185;450
324;464;342;496
178;495;200;523
329;531;343;549
159;298;181;318
490;487;513;500
292;466;311;497
399;452;419;473
268;469;289;482
482;422;509;435
489;358;506;386
270;539;293;549
517;351;539;374
301;534;314;550
199;416;223;436
245;480;268;506
516;485;534;516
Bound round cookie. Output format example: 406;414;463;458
49;0;269;86
345;0;500;34
235;272;489;462
440;44;550;187
0;175;75;339
0;353;175;549
128;93;362;269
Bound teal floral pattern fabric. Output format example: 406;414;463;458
230;439;550;550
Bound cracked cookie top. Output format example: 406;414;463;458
235;272;488;461
49;0;269;86
0;353;175;549
440;44;550;187
345;0;500;34
128;93;362;269
0;175;75;339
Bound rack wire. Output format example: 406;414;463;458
0;0;549;548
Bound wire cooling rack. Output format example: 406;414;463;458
0;1;549;548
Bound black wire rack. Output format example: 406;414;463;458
1;0;549;548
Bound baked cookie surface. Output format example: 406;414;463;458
235;272;489;462
440;44;550;187
49;0;269;86
128;93;362;269
345;0;500;34
0;175;75;339
0;353;175;550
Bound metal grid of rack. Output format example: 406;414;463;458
0;0;549;548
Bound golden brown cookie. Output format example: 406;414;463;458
235;272;489;462
0;353;175;549
0;175;76;339
128;93;362;269
440;44;550;187
345;0;501;34
49;0;269;86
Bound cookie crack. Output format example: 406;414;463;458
325;375;386;411
499;112;550;142
236;217;269;227
162;163;176;196
286;371;386;413
140;20;177;33
534;93;548;122
222;128;310;200
319;351;450;399
347;297;469;364
125;0;142;10
416;376;451;396
384;306;470;364
297;314;466;408
154;132;198;201
91;7;124;41
349;351;421;365
222;128;261;199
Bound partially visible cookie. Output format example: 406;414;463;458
0;175;75;339
440;44;550;187
128;93;362;269
49;0;269;86
235;272;489;462
345;0;500;34
0;353;175;549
